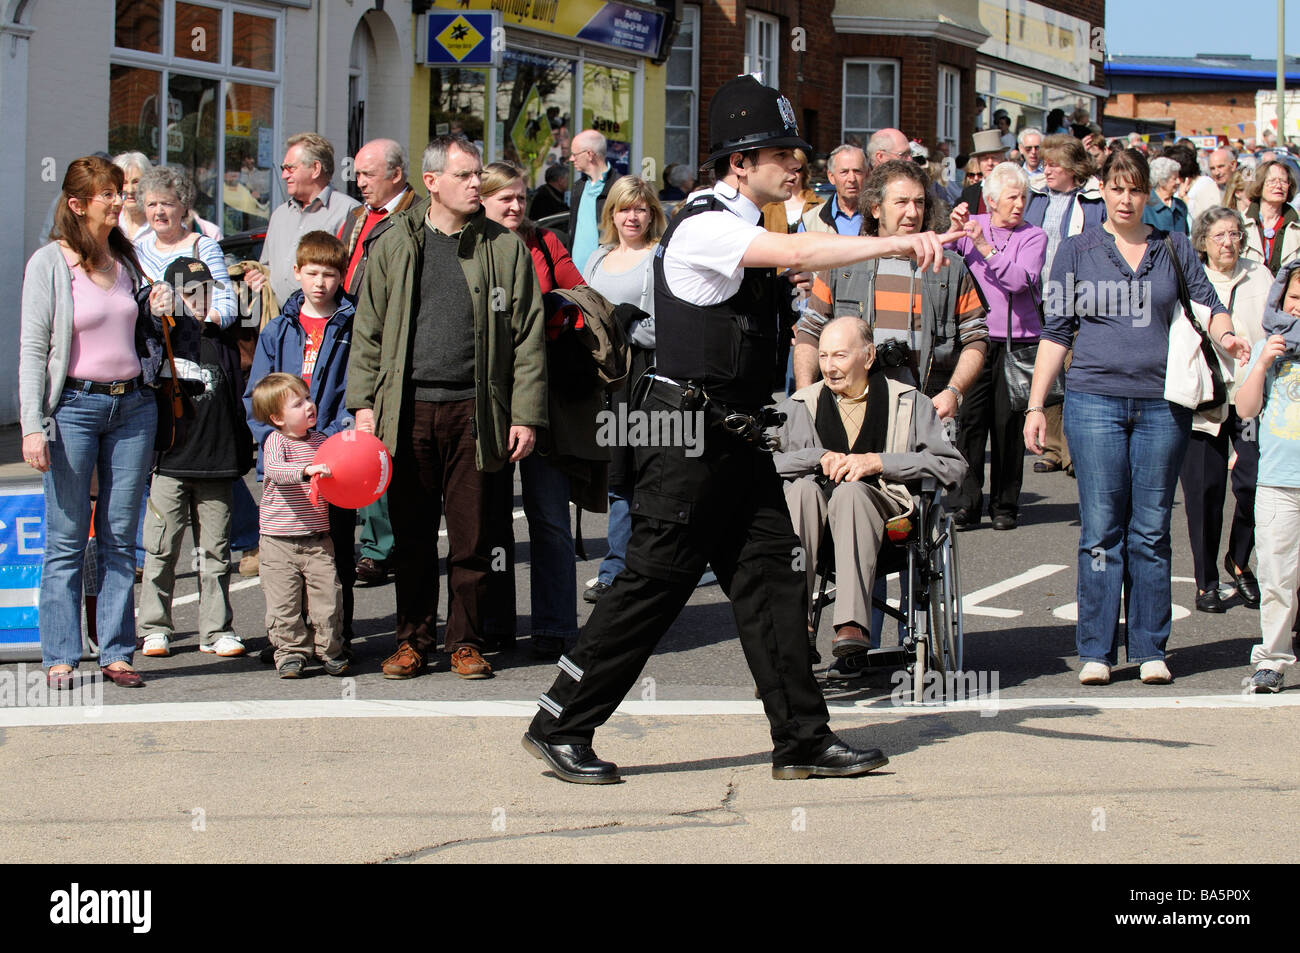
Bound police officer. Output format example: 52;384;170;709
522;76;957;784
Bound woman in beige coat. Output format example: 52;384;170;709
1182;206;1275;613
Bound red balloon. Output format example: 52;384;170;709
310;430;392;509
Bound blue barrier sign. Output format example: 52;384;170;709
0;483;45;654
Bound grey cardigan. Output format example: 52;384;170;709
19;242;157;435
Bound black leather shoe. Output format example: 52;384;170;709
583;581;611;604
991;514;1017;531
951;508;978;531
522;733;620;784
1224;555;1261;608
772;740;889;779
1033;460;1061;473
1195;588;1226;613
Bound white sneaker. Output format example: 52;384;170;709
201;636;246;657
1140;660;1172;684
1079;662;1111;685
141;633;171;657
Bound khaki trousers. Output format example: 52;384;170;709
260;532;342;666
784;478;907;629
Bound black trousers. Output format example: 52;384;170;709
328;503;356;634
529;389;834;764
1178;409;1257;591
952;341;1028;519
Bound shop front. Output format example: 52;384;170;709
974;0;1105;138
417;0;669;189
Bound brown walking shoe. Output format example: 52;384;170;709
450;646;493;679
382;642;425;680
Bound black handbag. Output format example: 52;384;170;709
1002;282;1064;413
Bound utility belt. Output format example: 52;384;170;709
644;375;785;451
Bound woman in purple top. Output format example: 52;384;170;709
948;162;1047;530
1023;150;1250;687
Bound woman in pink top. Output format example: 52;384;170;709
19;156;172;689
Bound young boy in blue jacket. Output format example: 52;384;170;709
245;231;358;647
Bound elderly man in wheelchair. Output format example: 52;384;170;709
771;316;967;678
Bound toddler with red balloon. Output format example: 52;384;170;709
249;373;349;678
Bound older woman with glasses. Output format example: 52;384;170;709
1181;207;1274;613
1243;160;1300;274
112;152;153;241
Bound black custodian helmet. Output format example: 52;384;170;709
704;75;811;165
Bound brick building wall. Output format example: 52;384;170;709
1108;90;1260;139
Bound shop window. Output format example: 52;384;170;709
498;49;575;189
232;11;276;73
109;1;280;236
744;12;778;86
583;64;635;177
843;60;897;148
663;5;699;172
175;2;221;65
116;0;161;55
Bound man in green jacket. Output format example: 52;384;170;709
347;134;547;681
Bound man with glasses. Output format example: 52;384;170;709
864;128;910;171
346;134;547;682
567;129;615;273
1018;128;1045;191
248;132;359;306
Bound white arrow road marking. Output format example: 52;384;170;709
962;564;1068;618
1052;576;1194;622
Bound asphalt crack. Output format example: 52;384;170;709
376;777;746;862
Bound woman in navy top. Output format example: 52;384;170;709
1023;149;1249;686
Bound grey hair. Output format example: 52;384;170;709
1017;127;1042;148
138;165;196;212
828;143;867;170
865;129;902;159
378;139;407;178
285;132;336;180
1149;155;1180;190
1191;205;1247;261
822;315;875;351
667;163;693;188
982;161;1030;205
112;151;151;177
422;134;481;175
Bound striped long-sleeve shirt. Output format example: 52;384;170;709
133;232;238;328
260;429;330;536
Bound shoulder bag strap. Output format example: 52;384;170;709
535;228;558;287
1164;236;1200;331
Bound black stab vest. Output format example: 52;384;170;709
652;194;781;408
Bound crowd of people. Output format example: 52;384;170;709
19;108;1300;702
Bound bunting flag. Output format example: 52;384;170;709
1238;123;1246;133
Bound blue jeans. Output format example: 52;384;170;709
1064;391;1191;665
41;385;156;669
229;477;260;552
597;485;632;585
521;454;579;640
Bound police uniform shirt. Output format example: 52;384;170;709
660;180;768;306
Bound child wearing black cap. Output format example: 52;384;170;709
137;257;253;660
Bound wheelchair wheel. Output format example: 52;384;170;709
925;512;963;680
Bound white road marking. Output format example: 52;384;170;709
962;564;1068;618
1052;577;1195;622
170;576;261;607
1;693;1296;728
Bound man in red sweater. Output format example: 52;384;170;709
337;138;416;587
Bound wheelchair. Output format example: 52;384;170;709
807;476;963;700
